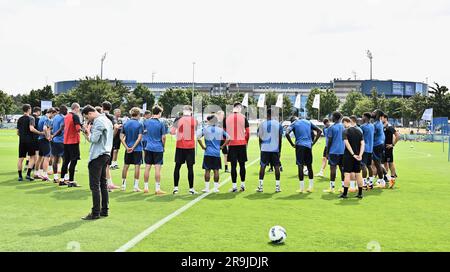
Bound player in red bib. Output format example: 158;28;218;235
225;102;250;192
171;106;198;195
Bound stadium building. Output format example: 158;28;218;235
54;79;428;117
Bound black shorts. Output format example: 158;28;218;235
64;144;80;161
295;146;313;165
260;152;281;167
203;156;221;170
373;145;384;162
175;148;195;166
228;145;248;163
124;151;143;165
38;139;51;157
383;147;394;163
328;154;343;166
113;135;121;150
343;154;362;173
145;151;164;165
362;152;373;166
51;142;64;157
108;146;114;166
221;140;229;155
322;147;328;158
18;142;37;158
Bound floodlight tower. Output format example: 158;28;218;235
366;50;373;80
100;53;107;80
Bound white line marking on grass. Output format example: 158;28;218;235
115;157;260;252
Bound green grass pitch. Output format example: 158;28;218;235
1;129;449;252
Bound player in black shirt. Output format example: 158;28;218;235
340;117;365;199
17;104;45;181
381;114;400;188
111;108;123;170
102;101;121;191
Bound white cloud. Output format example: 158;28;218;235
0;0;449;94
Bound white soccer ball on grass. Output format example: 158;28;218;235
269;226;287;244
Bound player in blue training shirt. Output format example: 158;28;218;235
197;114;230;193
316;118;331;177
36;108;57;181
120;107;144;192
256;108;284;193
324;111;345;193
372;109;388;188
286;115;322;193
50;105;67;183
360;112;375;189
143;105;168;195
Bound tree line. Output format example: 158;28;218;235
1;77;449;126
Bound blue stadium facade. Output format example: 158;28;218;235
54;79;428;117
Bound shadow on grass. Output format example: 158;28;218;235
25;185;59;195
321;193;339;201
146;194;176;203
115;192;150;202
0;171;19;177
335;198;362;206
0;179;23;187
363;189;384;197
244;192;276;200
267;241;286;247
145;193;198;202
276;193;313;201
51;189;90;200
15;182;48;190
204;192;238;201
19;220;86;237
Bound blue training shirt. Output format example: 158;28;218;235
373;120;385;147
323;126;330;146
258;119;283;153
198;125;229;158
143;118;167;153
122;119;144;152
286;119;318;149
37;115;50;140
51;114;65;143
328;122;345;155
360;123;375;153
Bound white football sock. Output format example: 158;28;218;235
232;183;237;189
241;182;246;188
214;182;219;190
144;182;149;190
276;180;280;187
259;180;264;187
155;182;161;191
205;182;210;190
134;179;139;189
330;181;335;189
309;179;314;189
174;186;179;191
64;174;69;181
54;173;59;180
300;180;305;191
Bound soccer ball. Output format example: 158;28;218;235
269;226;287;244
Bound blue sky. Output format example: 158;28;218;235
1;0;449;94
